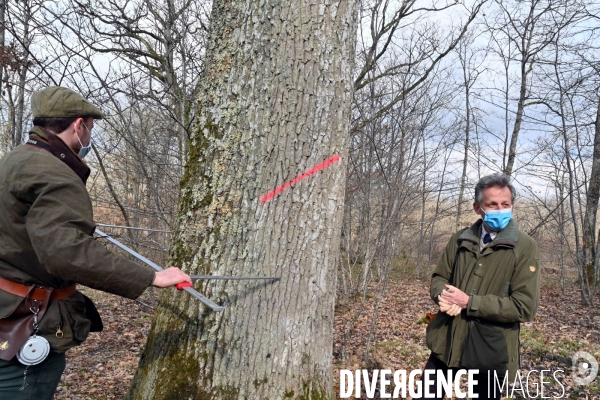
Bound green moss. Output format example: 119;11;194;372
216;385;241;398
162;353;200;398
297;380;331;400
253;377;268;387
584;262;596;285
587;376;600;392
199;192;213;208
195;385;240;400
375;339;402;348
177;112;221;215
301;353;311;365
284;390;295;398
520;326;547;357
168;111;229;281
129;346;201;400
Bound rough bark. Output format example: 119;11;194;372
0;0;4;102
126;0;357;398
584;100;600;295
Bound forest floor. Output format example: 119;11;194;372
332;276;600;400
53;275;600;399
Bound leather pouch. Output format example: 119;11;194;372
0;288;51;361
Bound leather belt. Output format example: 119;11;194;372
0;276;76;301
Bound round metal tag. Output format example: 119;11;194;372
17;336;50;366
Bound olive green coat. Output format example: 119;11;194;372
0;127;155;352
426;219;540;378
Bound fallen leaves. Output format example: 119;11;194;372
53;279;599;399
54;287;155;399
333;279;600;399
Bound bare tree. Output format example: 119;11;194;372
352;0;487;134
455;34;486;231
16;0;213;250
0;0;40;150
41;0;209;160
486;0;584;176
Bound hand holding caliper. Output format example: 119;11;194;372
95;229;280;313
152;267;191;288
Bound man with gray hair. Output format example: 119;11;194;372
421;173;540;399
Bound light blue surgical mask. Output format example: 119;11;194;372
483;208;512;231
77;124;92;158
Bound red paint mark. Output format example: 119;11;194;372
261;154;341;203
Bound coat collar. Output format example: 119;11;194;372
459;218;519;248
28;126;90;184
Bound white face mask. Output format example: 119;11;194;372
77;124;92;158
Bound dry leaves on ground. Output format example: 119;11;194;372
54;280;599;399
333;279;600;399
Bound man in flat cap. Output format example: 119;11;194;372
0;86;191;398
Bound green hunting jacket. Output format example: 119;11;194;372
0;127;155;352
426;219;540;378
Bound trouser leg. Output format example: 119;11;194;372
0;352;66;400
414;353;453;400
471;369;502;400
416;354;502;400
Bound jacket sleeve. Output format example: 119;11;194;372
18;164;155;299
467;237;540;323
430;232;460;305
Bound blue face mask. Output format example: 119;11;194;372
77;124;92;158
483;208;512;231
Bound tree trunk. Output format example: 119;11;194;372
13;0;31;147
562;119;587;304
503;57;527;177
584;101;600;259
587;100;600;299
14;63;28;146
0;0;5;102
415;135;427;277
456;46;470;231
126;0;358;398
558;172;566;294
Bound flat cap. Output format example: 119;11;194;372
31;86;103;119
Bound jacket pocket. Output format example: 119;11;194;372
63;296;91;343
0;292;27;319
38;300;69;351
426;312;451;359
82;294;103;332
461;319;509;374
38;294;91;352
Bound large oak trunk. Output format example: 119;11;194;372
126;0;357;398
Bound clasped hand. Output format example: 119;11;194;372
438;284;469;316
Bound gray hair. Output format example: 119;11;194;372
474;173;516;205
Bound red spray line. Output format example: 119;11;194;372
261;154;341;203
